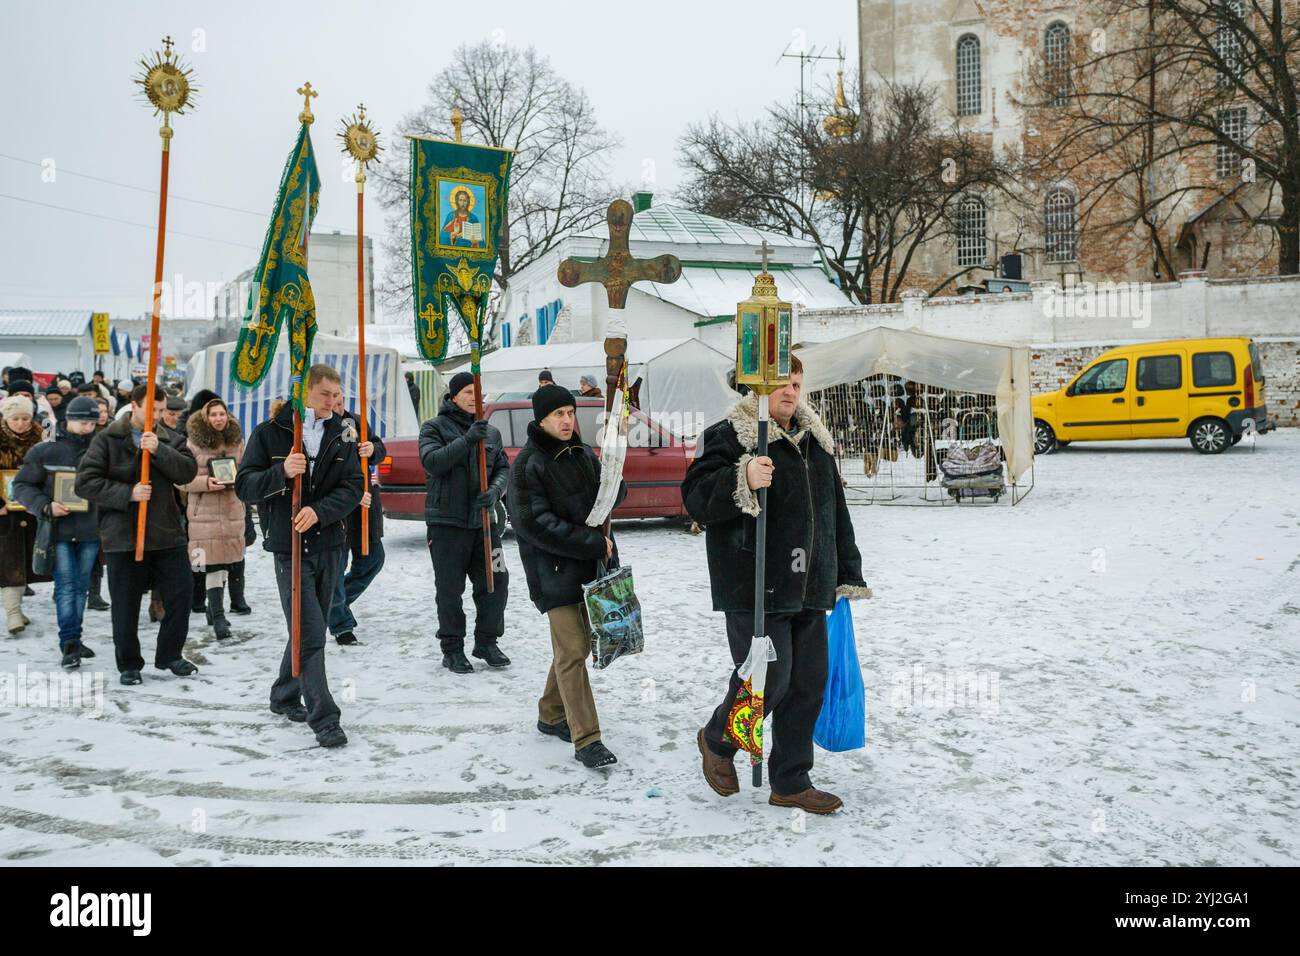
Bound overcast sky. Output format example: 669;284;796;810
0;0;857;322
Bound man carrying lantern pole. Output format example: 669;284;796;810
681;243;872;814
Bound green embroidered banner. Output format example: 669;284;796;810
408;135;513;367
229;123;321;415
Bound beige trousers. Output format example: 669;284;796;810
539;603;601;749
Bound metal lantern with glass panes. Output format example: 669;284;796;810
735;241;793;397
729;239;794;792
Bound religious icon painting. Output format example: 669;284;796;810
0;470;23;511
52;471;89;513
435;177;489;251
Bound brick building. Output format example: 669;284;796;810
857;0;1282;294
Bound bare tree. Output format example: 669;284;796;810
677;72;1020;303
1026;0;1300;276
373;42;619;349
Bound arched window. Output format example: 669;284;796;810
1045;189;1077;263
1045;21;1071;107
956;196;988;267
956;35;981;116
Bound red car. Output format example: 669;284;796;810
378;393;698;522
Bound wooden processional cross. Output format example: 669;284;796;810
557;199;682;402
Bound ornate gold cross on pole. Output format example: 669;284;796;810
557;199;682;403
297;82;317;125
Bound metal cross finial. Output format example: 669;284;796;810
450;107;464;144
297;82;317;125
357;102;366;120
756;239;774;272
162;35;174;58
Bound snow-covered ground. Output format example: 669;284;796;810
2;432;1297;866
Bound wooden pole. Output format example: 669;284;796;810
135;119;172;561
472;335;494;594
355;171;370;555
291;406;303;677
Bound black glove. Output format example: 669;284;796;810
464;419;490;444
473;489;498;511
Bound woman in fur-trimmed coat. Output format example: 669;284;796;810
180;398;245;639
680;355;870;815
0;395;48;634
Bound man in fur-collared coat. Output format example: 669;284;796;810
681;352;871;814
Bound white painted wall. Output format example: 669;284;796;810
802;273;1300;347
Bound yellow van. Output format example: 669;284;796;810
1033;337;1275;455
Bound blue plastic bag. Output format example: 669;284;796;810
813;597;866;752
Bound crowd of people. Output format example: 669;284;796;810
0;355;870;812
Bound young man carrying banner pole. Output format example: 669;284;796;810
230;85;363;748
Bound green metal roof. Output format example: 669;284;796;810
574;203;818;250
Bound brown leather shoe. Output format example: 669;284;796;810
697;728;739;797
769;787;844;814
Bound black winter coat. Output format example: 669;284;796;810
681;393;871;614
507;422;626;614
12;428;99;543
419;399;509;530
338;410;385;548
75;414;198;553
234;404;363;556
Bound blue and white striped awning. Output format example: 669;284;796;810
198;338;399;437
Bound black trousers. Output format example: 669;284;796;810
428;524;507;653
105;547;193;673
271;548;343;733
704;608;829;796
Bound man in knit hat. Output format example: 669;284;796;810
507;383;625;770
12;396;102;668
418;371;510;674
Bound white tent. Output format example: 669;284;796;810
185;333;405;438
477;338;736;437
797;327;1035;481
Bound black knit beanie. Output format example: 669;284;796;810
447;371;475;400
532;383;575;424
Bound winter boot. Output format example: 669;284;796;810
472;643;511;668
86;562;109;611
206;587;232;640
191;573;207;615
441;649;475;674
2;587;25;635
227;562;251;615
575;741;618;769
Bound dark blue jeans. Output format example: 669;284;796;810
327;539;386;636
54;539;99;649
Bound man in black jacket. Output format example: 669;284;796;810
507;383;625;770
327;408;385;646
13;396;102;669
681;354;871;814
419;372;510;673
235;365;362;749
75;383;200;685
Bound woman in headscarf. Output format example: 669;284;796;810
179;397;246;639
0;395;48;633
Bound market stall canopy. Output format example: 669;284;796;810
477;337;735;437
184;333;403;437
797;326;1035;480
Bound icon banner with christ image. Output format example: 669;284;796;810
408;135;513;363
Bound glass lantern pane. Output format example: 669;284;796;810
777;309;792;377
740;311;760;376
